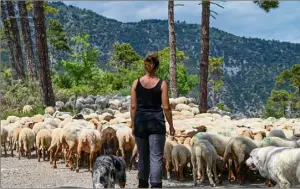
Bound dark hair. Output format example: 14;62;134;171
144;52;160;70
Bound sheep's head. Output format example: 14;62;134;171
24;122;35;129
175;136;185;144
196;125;207;133
183;137;191;146
253;131;266;141
239;130;254;139
264;125;273;131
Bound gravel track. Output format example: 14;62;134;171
0;152;277;188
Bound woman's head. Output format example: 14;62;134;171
144;52;160;75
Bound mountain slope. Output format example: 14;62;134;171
37;2;300;116
3;1;300;116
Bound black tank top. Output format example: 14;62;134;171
133;78;166;138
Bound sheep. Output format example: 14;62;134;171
100;127;119;155
116;126;135;166
191;139;223;187
76;128;102;172
45;106;55;115
6;116;20;123
222;136;258;185
10;127;22;157
59;122;85;170
129;143;138;171
36;129;52;162
18;128;35;159
171;143;192;181
1;126;8;156
239;129;254;139
259;137;300;148
252;131;266;141
47;128;64;168
267;129;287;139
192;132;231;157
89;118;102;131
32;122;46;136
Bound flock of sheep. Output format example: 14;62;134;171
1;96;300;188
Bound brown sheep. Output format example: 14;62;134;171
89;118;102;131
100;127;119;155
253;131;266;141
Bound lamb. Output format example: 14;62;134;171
268;129;287;139
18;128;35;159
259;137;300;148
36;129;52;162
239;129;254;139
116;126;135;166
76;128;102;172
171;143;192;181
259;147;300;188
191;139;223;187
222;136;258;185
100;127;119;155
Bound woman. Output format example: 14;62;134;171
130;52;175;188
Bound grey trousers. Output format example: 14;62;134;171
135;134;166;185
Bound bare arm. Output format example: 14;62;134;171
130;79;138;135
161;80;175;136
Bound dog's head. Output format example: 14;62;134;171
246;148;260;171
93;155;126;188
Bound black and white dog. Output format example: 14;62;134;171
92;155;126;188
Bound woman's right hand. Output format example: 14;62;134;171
169;125;175;136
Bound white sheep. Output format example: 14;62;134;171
36;129;52;162
47;128;64;168
76;128;102;172
18;128;35;159
259;137;300;148
171;143;192;181
267;129;287;139
192;132;231;157
191;139;222;187
116;126;135;165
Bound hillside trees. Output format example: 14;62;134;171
265;64;300;118
47;18;71;69
208;57;224;107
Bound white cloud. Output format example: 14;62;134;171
62;1;300;43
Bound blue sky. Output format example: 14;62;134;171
63;1;300;43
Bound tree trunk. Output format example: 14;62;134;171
168;0;178;98
199;1;210;113
18;1;37;80
0;1;18;79
6;0;25;80
33;1;55;107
